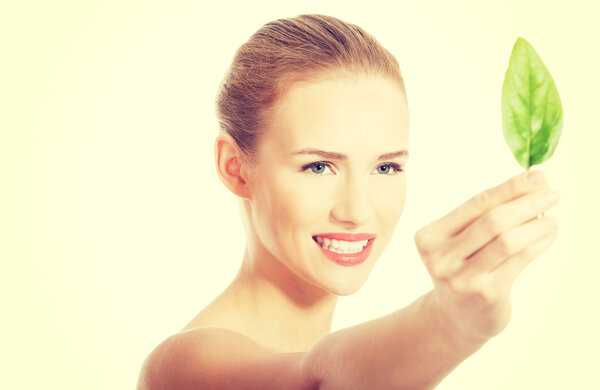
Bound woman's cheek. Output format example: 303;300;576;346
375;179;407;220
282;179;325;221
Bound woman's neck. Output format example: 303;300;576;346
206;245;339;353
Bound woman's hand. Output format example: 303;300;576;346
414;170;560;345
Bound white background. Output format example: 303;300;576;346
2;1;599;388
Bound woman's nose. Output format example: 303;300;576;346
330;175;372;227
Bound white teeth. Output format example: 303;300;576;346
339;240;349;251
314;236;369;254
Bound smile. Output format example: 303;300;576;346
313;236;368;254
312;233;376;266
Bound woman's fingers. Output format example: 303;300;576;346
417;170;549;247
415;170;562;343
450;188;560;262
456;216;559;279
491;226;559;289
421;188;560;280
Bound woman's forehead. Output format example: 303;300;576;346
262;75;409;153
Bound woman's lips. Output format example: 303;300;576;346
312;235;375;266
313;232;376;241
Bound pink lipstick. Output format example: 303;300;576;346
312;233;376;266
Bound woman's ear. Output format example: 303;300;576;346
214;133;252;200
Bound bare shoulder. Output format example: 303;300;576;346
137;327;317;390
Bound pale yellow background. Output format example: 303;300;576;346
2;1;598;389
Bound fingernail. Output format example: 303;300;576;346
528;170;545;184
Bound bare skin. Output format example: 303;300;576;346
181;72;409;353
305;169;559;389
180;247;338;353
137;73;559;389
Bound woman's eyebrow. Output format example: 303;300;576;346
378;150;409;161
290;148;409;161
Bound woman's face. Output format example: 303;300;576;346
246;72;409;296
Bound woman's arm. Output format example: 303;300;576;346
302;291;484;390
303;170;559;389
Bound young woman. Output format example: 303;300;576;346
137;14;560;389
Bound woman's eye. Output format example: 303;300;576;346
303;162;335;175
374;163;403;175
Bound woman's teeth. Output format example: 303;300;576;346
315;236;368;254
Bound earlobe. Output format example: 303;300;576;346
214;133;251;200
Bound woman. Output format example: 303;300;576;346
137;14;560;389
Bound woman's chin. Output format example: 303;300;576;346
319;277;369;297
297;273;365;297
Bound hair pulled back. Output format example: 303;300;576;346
215;13;406;165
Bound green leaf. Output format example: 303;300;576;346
501;37;564;169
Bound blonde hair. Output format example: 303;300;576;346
215;13;407;165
